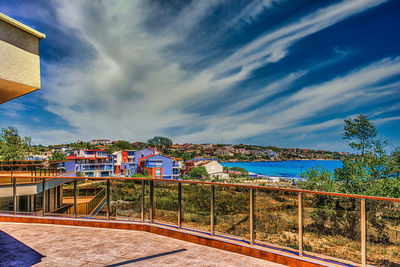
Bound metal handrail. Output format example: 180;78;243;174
7;174;400;203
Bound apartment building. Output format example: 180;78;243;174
135;149;179;179
89;139;111;145
53;145;74;156
67;150;113;177
112;150;135;176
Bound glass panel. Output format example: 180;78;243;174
0;174;12;213
215;186;249;239
303;194;361;264
255;189;298;249
34;191;43;215
111;179;142;220
62;178;107;218
367;200;400;266
13;178;38;215
154;181;178;225
0;195;12;213
143;181;150;221
45;180;74;217
182;183;210;232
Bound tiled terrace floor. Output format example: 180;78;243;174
0;222;284;266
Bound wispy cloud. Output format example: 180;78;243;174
177;56;400;143
1;0;397;149
0;101;26;119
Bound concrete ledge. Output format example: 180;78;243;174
0;214;350;267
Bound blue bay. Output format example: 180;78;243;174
221;160;342;178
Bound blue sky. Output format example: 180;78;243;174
0;0;399;152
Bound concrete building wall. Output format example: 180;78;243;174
145;155;173;179
135;149;156;168
0;13;45;103
203;161;223;175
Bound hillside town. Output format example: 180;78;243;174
23;138;351;180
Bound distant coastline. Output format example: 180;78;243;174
220;158;332;163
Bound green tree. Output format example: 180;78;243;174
69;142;95;150
147;136;173;153
49;151;66;161
107;140;134;153
113;140;133;150
182;152;191;162
343;113;377;156
188;166;209;180
227;166;249;176
299;168;338;192
300;115;400;245
0;127;31;160
392;147;400;178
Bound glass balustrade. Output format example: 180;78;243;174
181;183;211;232
367;199;400;266
255;189;298;250
214;185;250;239
110;179;142;221
1;172;400;266
303;194;361;264
153;181;178;225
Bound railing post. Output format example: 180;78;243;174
250;188;255;245
150;181;154;223
298;192;303;256
361;199;366;267
42;178;46;216
211;185;215;236
12;169;16;215
178;182;182;229
106;179;110;220
141;180;145;222
73;179;77;218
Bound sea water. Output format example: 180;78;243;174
221;160;342;179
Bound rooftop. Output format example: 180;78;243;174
0;12;46;39
0;222;282;266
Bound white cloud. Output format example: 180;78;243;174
374;116;400;125
0;101;26;118
23;0;393;146
176;57;400;143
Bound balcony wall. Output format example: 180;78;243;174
0;13;45;104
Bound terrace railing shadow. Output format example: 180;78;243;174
0;230;44;266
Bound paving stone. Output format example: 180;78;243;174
0;222;284;266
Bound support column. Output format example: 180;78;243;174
141;180;145;222
361;199;366;267
178;182;182;229
30;195;35;212
106;179;110;220
12;169;16;215
150;181;154;223
298;192;303;256
73;179;77;218
250;188;255;245
211;185;215;236
42;178;46;216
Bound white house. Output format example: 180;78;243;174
201;161;229;179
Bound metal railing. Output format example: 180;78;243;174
1;174;400;266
